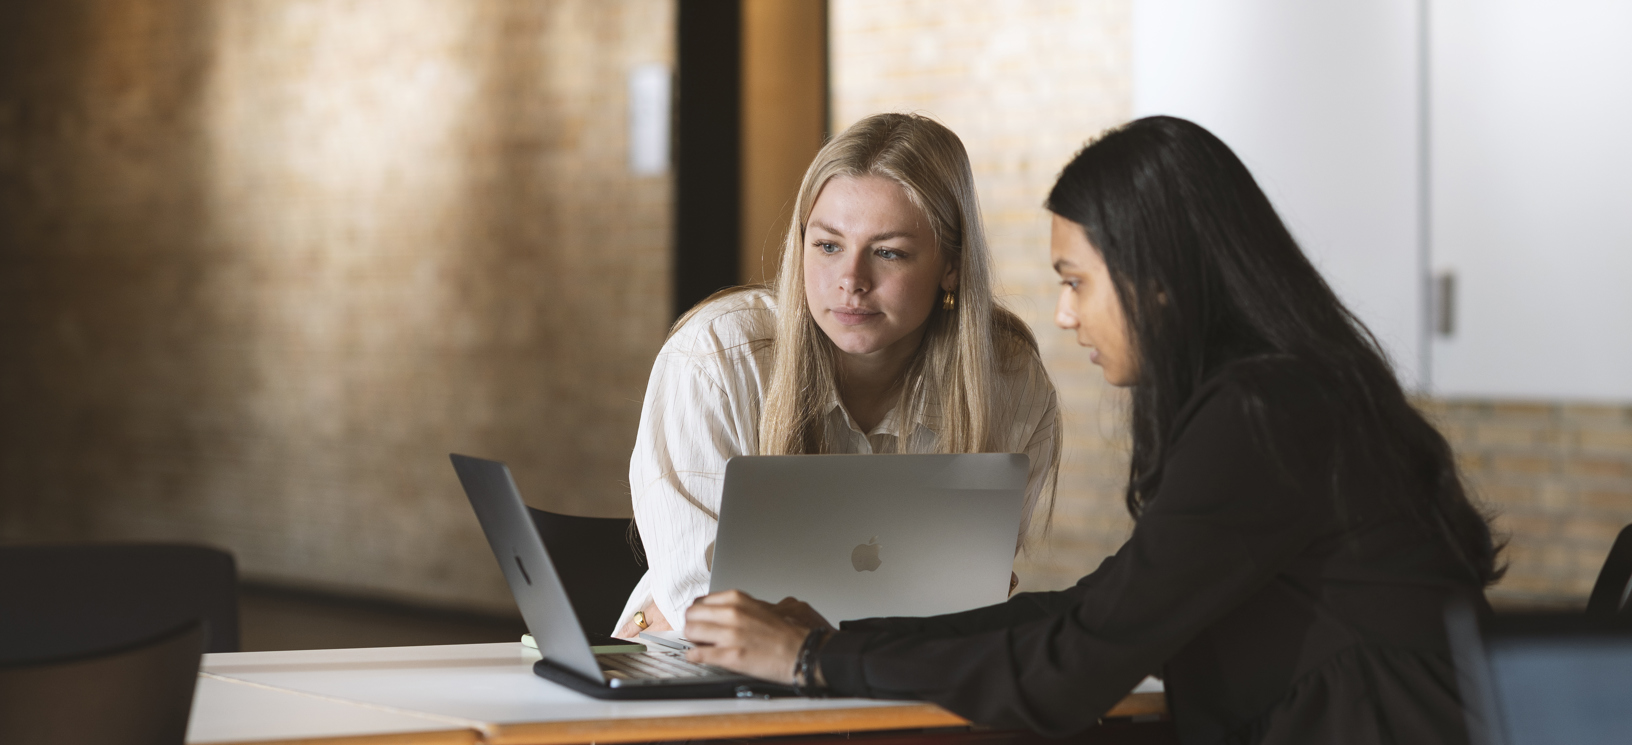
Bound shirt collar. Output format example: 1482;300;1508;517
823;384;940;439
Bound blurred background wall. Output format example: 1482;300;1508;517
0;0;673;613
2;0;1627;624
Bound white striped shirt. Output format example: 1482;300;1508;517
616;288;1059;634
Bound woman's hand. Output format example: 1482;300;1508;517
614;600;671;640
683;590;826;684
768;595;835;632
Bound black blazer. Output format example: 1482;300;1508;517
819;357;1482;745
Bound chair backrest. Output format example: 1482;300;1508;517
1448;601;1632;745
0;620;204;745
526;507;645;636
1586;524;1632;617
0;543;239;663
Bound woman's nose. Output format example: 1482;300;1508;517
1055;287;1077;329
837;253;870;294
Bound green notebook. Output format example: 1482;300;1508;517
521;633;646;654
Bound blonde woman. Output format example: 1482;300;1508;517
614;113;1061;638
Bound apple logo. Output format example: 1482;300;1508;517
851;536;883;572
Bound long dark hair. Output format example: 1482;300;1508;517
1045;116;1501;586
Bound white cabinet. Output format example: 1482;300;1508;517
1133;0;1632;401
1133;0;1427;387
1428;0;1632;401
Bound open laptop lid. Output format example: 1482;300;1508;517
449;454;602;681
709;453;1028;623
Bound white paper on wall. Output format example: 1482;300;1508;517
628;63;671;177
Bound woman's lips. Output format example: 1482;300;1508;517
832;308;880;326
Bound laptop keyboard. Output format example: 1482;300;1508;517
597;650;733;682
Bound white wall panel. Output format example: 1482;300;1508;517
1429;0;1632;402
1132;0;1426;387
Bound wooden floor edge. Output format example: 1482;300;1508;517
488;704;969;745
190;729;479;745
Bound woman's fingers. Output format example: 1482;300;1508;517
691;588;744;605
687;641;749;670
683;593;759;648
692;588;771;610
686;600;750;629
680;619;739;649
771;597;834;631
644;603;673;633
685;626;803;682
613;601;671;639
683;589;810;684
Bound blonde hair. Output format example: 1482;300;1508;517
675;113;1060;539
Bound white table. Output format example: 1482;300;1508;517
187;671;475;744
189;642;1165;745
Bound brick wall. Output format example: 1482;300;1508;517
830;0;1632;605
1426;401;1632;606
0;0;673;612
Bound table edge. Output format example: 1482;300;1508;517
190;730;478;745
488;702;968;745
1103;691;1167;718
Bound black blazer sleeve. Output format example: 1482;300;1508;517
818;364;1340;736
838;554;1119;637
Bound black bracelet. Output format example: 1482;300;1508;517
792;628;830;697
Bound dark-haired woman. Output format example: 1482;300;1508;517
679;116;1501;745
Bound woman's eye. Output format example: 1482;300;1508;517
815;242;840;254
1060;279;1080;291
875;248;902;260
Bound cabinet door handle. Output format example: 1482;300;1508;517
1434;271;1456;337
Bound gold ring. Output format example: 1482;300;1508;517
634;611;649;630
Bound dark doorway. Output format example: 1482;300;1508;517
674;0;743;319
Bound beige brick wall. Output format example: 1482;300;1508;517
0;0;673;612
1425;401;1632;606
830;0;1632;604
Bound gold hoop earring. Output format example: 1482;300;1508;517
942;290;956;311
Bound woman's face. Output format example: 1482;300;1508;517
804;175;956;361
1051;214;1137;386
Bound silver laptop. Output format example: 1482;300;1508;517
708;453;1029;623
449;454;782;699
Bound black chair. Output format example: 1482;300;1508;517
1447;600;1632;745
0;620;204;745
526;507;646;636
0;543;239;663
1586;523;1632;617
